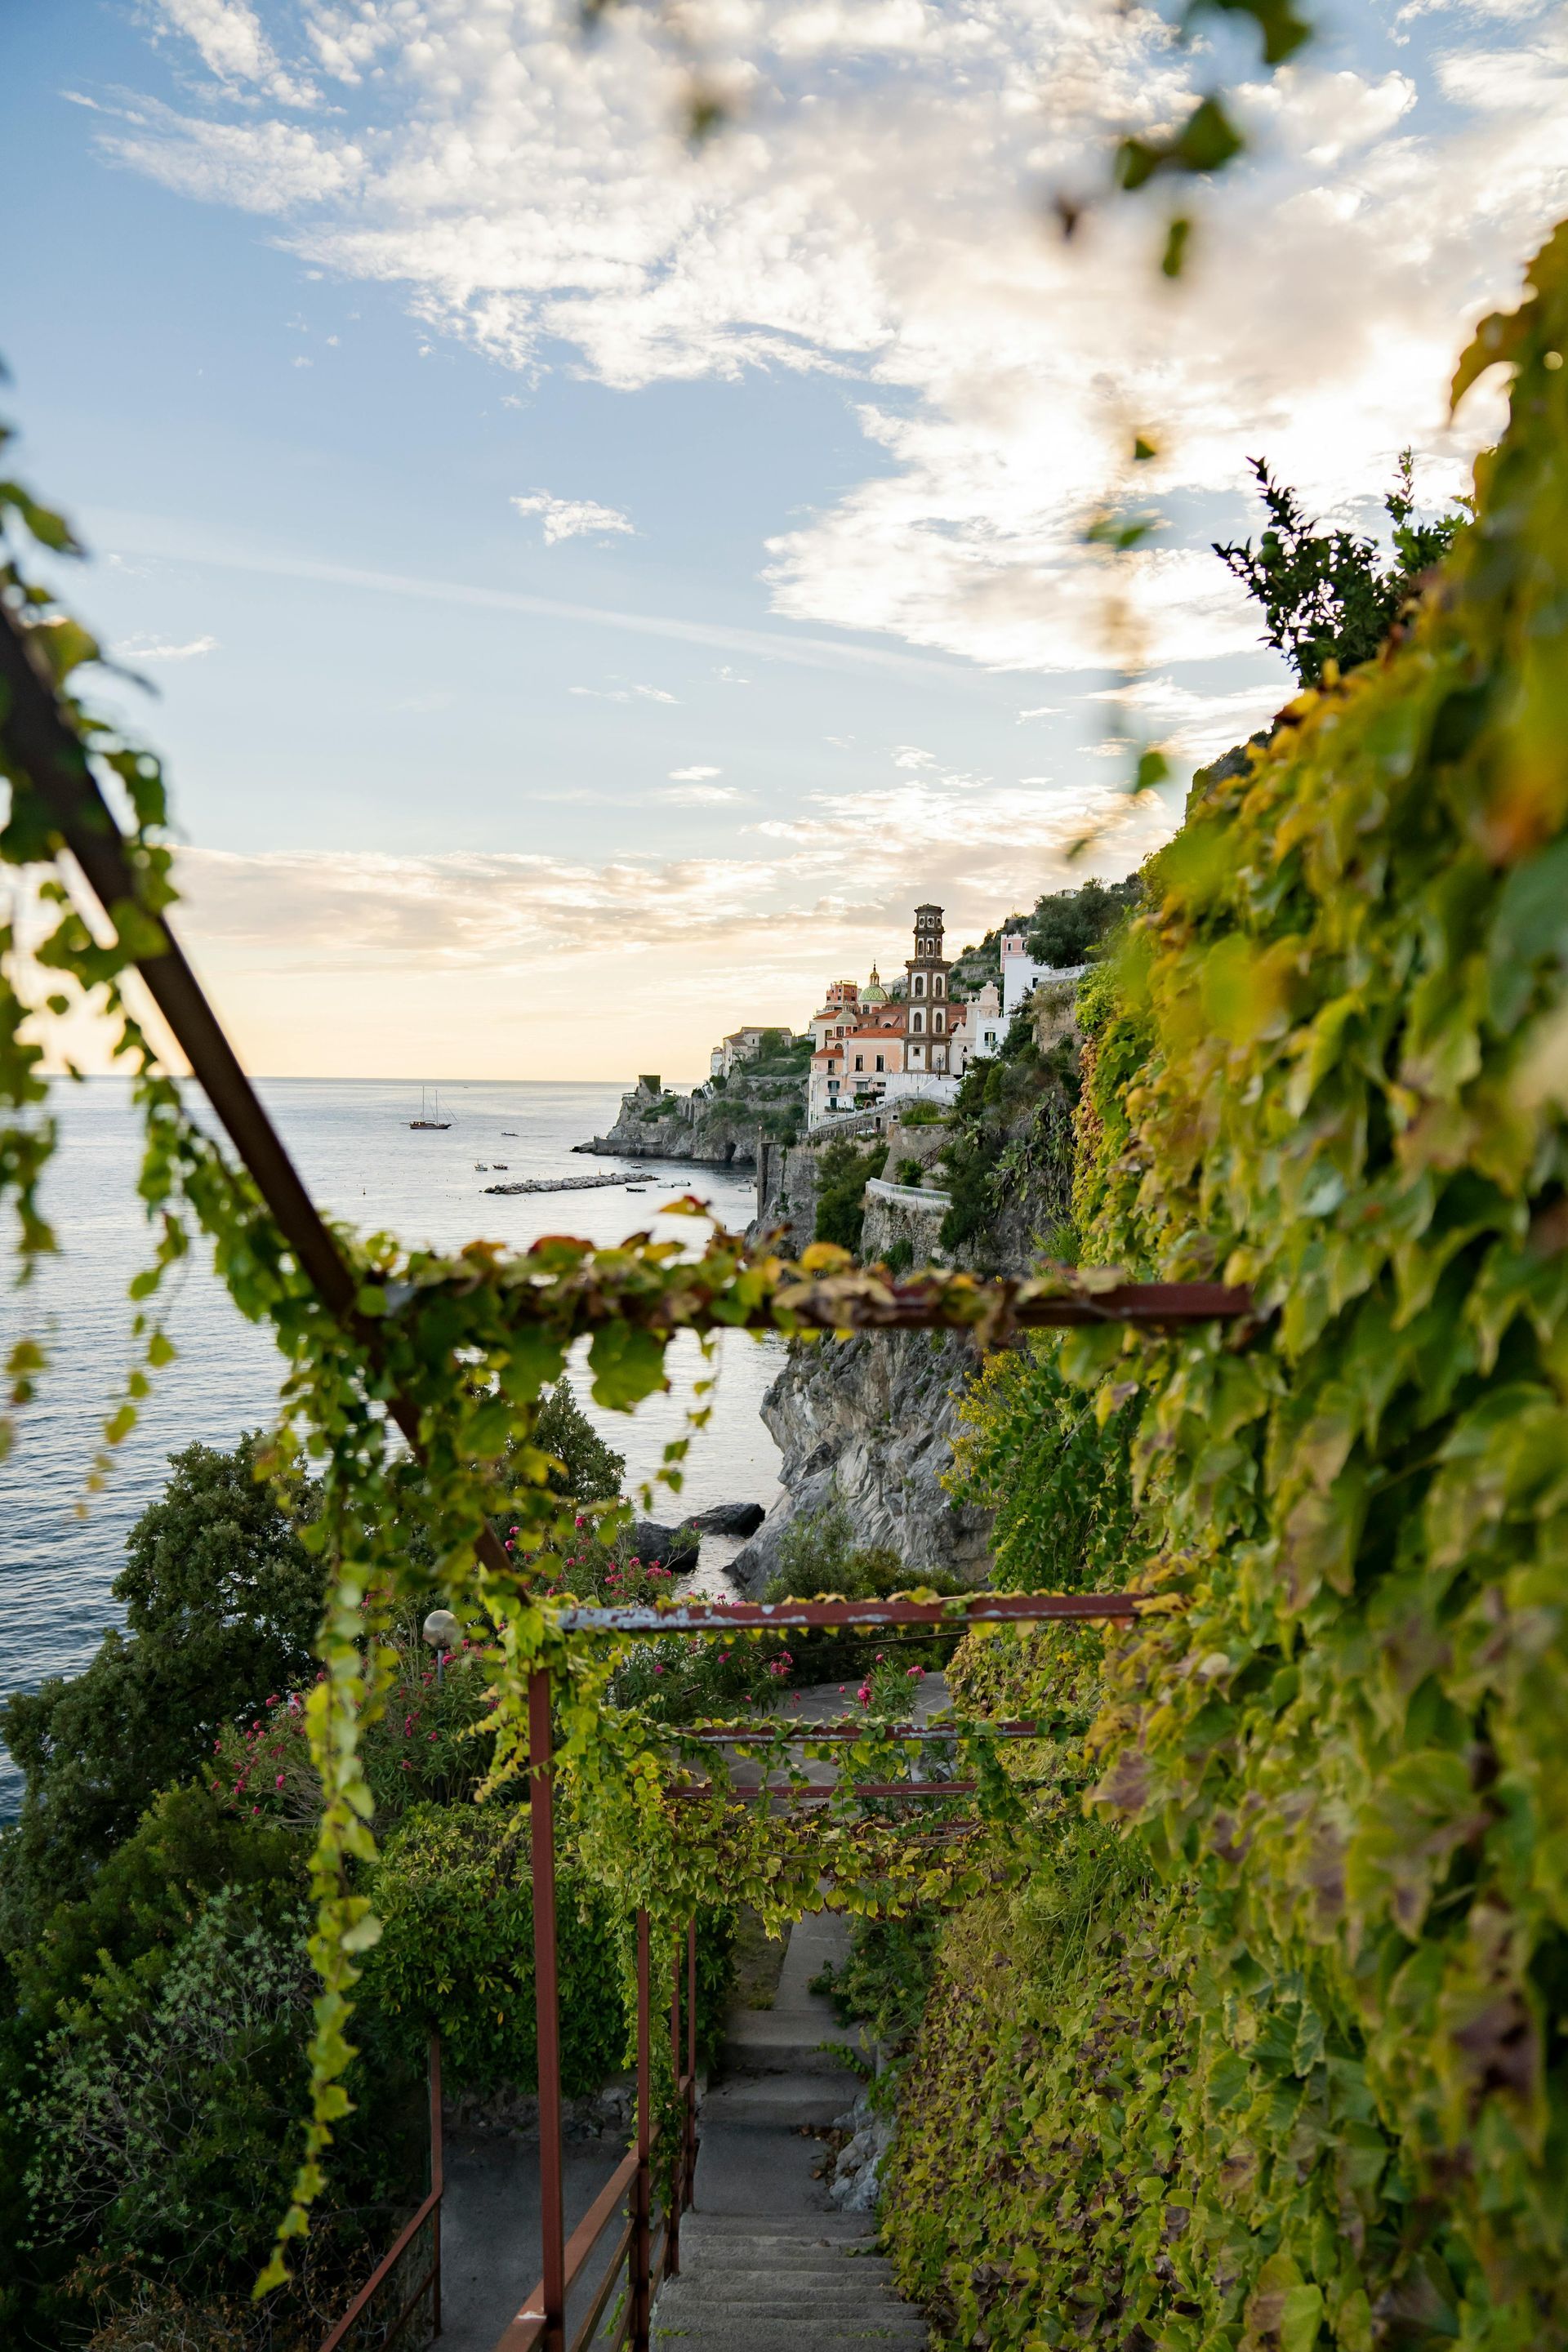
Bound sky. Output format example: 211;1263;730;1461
2;0;1565;1082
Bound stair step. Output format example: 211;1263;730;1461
659;2280;903;2313
681;2215;875;2243
700;2077;851;2126
677;2248;893;2267
652;2326;926;2348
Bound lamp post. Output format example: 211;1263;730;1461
422;1606;461;1686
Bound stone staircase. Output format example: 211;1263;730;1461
652;1910;927;2351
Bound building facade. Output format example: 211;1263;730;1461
904;902;956;1076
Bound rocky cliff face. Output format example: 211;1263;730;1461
728;1329;993;1592
576;1073;804;1169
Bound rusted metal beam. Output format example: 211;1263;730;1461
631;1913;652;2352
530;1669;565;2352
677;1720;1045;1742
667;1780;986;1804
684;1923;697;2221
556;1592;1146;1633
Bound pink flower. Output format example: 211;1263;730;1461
906;1667;922;1680
429;1731;439;1741
653;1664;665;1675
275;1772;285;1787
857;1685;871;1707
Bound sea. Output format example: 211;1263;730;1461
0;1078;784;1819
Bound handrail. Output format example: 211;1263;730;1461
318;2034;443;2351
493;1922;699;2352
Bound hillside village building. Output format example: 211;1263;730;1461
710;1023;795;1079
807;909;991;1125
702;905;1090;1131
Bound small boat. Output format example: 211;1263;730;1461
501;1130;518;1137
474;1163;488;1171
492;1163;509;1170
410;1085;451;1131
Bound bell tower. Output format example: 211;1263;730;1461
903;902;953;1073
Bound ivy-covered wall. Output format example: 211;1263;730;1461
883;225;1568;2351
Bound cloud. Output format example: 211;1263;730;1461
117;632;219;662
152;0;318;105
512;491;635;545
570;682;679;702
662;782;742;804
1018;705;1061;719
1085;672;1285;760
92;2;1568;677
669;764;723;780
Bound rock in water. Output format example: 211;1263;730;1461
626;1520;701;1575
688;1502;766;1537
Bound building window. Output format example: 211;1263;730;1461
933;1009;945;1033
933;973;944;997
911;1010;924;1033
912;973;924;997
854;1054;864;1071
828;1079;840;1093
875;1054;884;1072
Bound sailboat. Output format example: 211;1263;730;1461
409;1085;451;1131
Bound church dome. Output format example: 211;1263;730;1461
861;962;889;1007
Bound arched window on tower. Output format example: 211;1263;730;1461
911;1009;924;1034
912;973;924;996
933;1009;945;1033
933;973;944;998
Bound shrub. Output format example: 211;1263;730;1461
365;1806;626;2096
813;1137;885;1254
1;1437;324;1913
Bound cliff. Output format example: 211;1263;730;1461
576;1071;805;1169
728;1329;993;1593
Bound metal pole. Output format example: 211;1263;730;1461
631;1911;652;2352
685;1919;697;2216
430;2031;444;2340
667;1944;682;2278
529;1668;565;2352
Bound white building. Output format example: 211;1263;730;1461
959;979;1009;1062
1000;931;1088;1015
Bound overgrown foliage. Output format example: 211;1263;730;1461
813;1135;887;1254
946;1338;1137;1596
938;1013;1076;1267
886;225;1568;2350
1214;448;1465;688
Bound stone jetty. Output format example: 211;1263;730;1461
483;1170;645;1196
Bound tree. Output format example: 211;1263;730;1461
0;1437;323;1914
813;1138;886;1255
529;1379;624;1504
1214;448;1464;688
1025;874;1139;968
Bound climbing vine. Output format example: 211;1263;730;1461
1031;223;1568;2346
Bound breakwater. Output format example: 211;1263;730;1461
483;1170;645;1195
